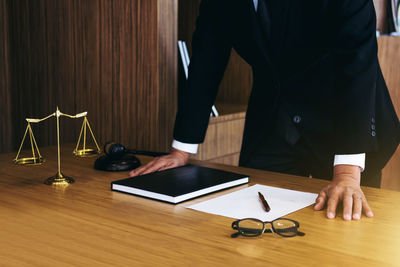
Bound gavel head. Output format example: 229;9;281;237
104;142;126;158
95;141;141;171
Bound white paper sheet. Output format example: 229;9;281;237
188;184;318;221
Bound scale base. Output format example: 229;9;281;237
44;172;75;185
14;157;45;165
73;148;100;157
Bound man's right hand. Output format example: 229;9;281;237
129;148;190;177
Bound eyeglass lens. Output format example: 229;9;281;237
272;219;298;237
237;219;264;237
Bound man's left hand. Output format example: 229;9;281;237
313;165;374;220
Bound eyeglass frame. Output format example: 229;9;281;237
231;217;305;238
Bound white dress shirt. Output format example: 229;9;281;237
172;0;365;171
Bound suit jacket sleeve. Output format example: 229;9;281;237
331;0;379;154
173;0;232;144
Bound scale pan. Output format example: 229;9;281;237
73;148;100;157
14;157;45;165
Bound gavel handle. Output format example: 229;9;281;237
125;150;169;157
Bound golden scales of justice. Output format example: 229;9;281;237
13;107;101;185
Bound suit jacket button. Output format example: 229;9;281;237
371;131;376;137
371;125;376;130
371;118;376;123
293;115;301;124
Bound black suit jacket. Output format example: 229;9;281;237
173;0;400;171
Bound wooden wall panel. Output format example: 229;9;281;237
208;153;241;166
378;36;400;191
191;110;246;162
111;0;140;147
46;0;77;144
73;0;103;146
0;0;12;152
158;0;178;152
7;0;54;150
1;0;178;154
217;51;252;105
99;0;114;145
111;0;161;151
134;0;161;151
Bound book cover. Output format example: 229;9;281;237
111;165;249;204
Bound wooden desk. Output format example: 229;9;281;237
1;145;400;266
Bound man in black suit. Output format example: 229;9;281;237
131;0;400;221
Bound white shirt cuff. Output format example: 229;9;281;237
172;140;199;154
333;153;366;172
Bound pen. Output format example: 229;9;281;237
258;191;271;212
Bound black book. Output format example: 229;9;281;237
111;165;249;204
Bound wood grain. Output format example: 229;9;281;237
0;145;400;266
99;0;114;145
1;0;177;154
191;103;246;162
378;36;400;191
158;0;178;152
74;0;103;145
0;0;12;153
208;153;241;165
192;115;245;161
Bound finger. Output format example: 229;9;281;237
130;165;148;177
130;162;155;176
326;194;340;219
129;166;146;177
139;160;168;176
352;194;362;220
362;196;374;218
314;190;327;210
130;160;159;177
342;191;353;221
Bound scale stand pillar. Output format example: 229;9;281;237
44;107;75;185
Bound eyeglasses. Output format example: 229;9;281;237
231;218;305;238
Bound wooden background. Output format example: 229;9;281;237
378;37;400;190
1;0;399;189
0;0;11;152
0;0;177;154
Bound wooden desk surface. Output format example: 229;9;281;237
1;145;400;266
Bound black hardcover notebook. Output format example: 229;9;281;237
111;165;249;204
